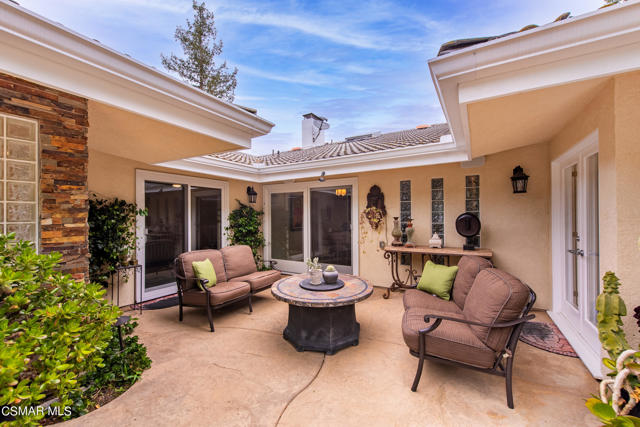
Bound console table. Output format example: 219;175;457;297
382;246;493;299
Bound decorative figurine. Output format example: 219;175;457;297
391;217;403;246
429;233;442;248
405;218;415;248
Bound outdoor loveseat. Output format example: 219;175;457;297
402;255;536;409
174;245;281;332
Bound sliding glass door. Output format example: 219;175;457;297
310;186;352;272
136;171;228;302
265;179;358;275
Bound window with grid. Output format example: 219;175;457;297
0;114;38;243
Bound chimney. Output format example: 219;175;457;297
302;113;329;148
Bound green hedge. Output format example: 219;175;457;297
0;234;149;425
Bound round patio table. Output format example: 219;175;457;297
271;274;373;355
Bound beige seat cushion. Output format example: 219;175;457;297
402;307;496;369
176;250;227;289
403;289;462;315
181;281;250;306
231;270;281;293
220;245;257;279
463;268;531;351
451;255;493;309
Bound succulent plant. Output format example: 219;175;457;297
305;257;321;270
325;265;336;272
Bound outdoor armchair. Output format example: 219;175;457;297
402;265;536;409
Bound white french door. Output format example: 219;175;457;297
550;131;601;377
136;170;229;302
264;178;358;275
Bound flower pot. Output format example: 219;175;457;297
309;269;323;285
323;270;339;284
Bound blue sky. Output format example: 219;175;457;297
20;0;604;154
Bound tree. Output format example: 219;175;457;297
161;1;238;102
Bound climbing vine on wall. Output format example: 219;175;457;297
225;201;267;268
88;196;147;286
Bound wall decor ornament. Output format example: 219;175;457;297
363;206;385;230
366;185;387;216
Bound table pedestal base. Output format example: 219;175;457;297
283;304;359;355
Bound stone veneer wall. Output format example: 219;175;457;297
0;72;89;280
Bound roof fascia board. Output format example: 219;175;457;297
0;1;274;146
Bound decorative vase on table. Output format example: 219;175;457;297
391;217;403;246
428;233;442;248
405;218;415;248
322;265;339;284
309;269;323;285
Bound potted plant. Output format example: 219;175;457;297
323;265;339;284
306;257;323;285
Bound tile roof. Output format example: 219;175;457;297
207;123;450;167
438;12;571;56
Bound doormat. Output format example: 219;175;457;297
139;294;179;310
519;321;578;358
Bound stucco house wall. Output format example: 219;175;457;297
354;142;552;308
549;71;640;344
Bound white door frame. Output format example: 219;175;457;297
135;169;229;302
263;177;359;275
548;129;602;378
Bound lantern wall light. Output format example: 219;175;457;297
511;165;529;194
246;186;258;203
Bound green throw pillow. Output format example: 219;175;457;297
416;261;459;301
191;259;217;290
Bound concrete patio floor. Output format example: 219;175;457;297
67;288;599;426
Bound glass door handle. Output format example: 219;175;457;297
567;249;584;256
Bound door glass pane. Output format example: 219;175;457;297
271;192;304;262
586;154;599;324
564;164;579;308
191;186;221;250
310;186;352;272
145;182;186;289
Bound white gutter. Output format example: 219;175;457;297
0;0;274;148
428;0;640;152
157;140;467;182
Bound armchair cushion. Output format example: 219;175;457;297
416;261;458;300
230;270;281;293
191;259;217;290
451;255;493;309
181;281;250;306
220;245;257;279
463;268;531;351
176;250;227;289
403;289;462;314
402;307;496;369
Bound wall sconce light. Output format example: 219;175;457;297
246;186;258;204
511;165;529;194
335;188;347;197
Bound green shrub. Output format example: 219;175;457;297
0;234;121;425
82;319;151;396
225;201;267;269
